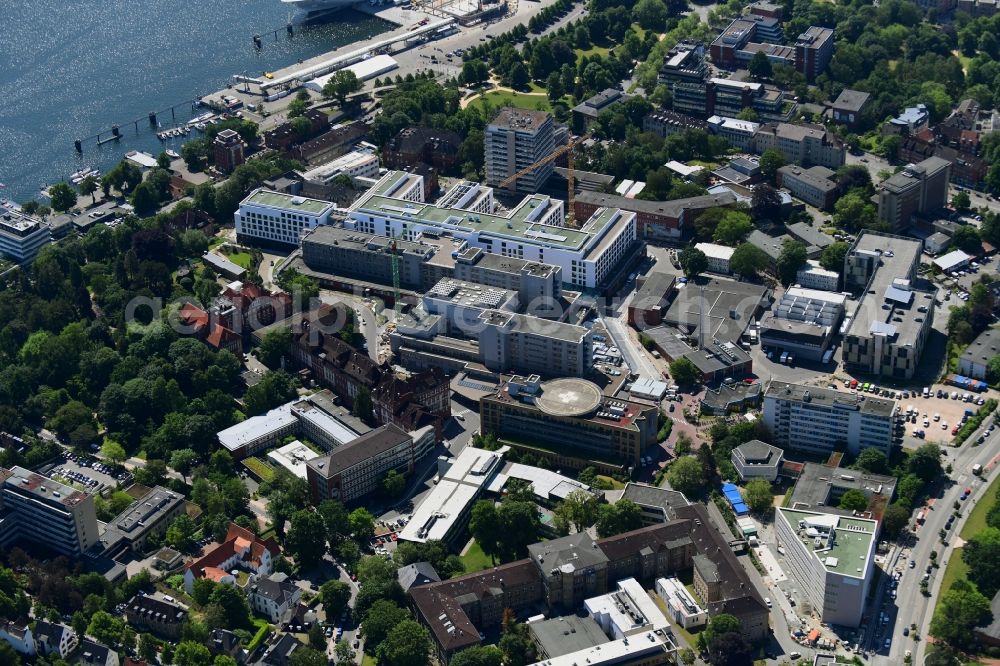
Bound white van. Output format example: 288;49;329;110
780;351;789;364
765;597;772;608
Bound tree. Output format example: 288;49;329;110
205;583;252;630
750;184;782;222
382;469;406;497
351;387;373;421
165;514;197;551
820;241;849;276
87;611;125;646
138;633;159;662
595;499;644;537
748;51;773;80
707;632;752;666
509;62;530;90
191;578;216;607
469;500;502;563
79;175;99;204
170;448;198;483
450;645;504;666
376;620;433;666
554;490;601;533
286;510;328;569
335;640;356;663
174;641;213;666
349;507;376;542
776;239;808;285
322;70;361;104
703;614;742;645
286;98;309;119
906;443;942;483
633;0;668;30
743;478;773;514
729;243;769;279
319;580;352;619
951;224;981;253
257;326;291;369
362;601;411;651
667;456;707;496
963;527;1000;598
49;182;78;212
678;247;708;277
852;448;889;474
713;212;754;246
758;149;786;181
839;489;869;512
881;503;910;538
100;440;127;466
930;580;993;650
834;191;879;231
289;647;327;666
669;357;701;387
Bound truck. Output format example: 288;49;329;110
973;463;983;476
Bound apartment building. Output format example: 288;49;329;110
842;232;935;379
643;110;710;137
753;123;846;169
876;157;951;231
479;376;658;471
235;189;338;246
775;508;877;627
0;204;51;263
794;27;835;81
348;172;639;290
248;572;302;623
306;424;435;503
184;523;281;593
213;129;246;175
777;165;838;209
762;380;898;455
124;595;187;640
0;466;100;557
694;242;735;274
300;150;380;184
484;108;557;193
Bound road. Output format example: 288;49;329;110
319;291;380;362
875;421;1000;666
603;312;660;378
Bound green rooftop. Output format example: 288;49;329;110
246;190;335;215
779;508;877;579
353;172;629;251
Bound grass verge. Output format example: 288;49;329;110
459;540;495;573
960;470;1000;540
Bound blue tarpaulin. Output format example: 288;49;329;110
733;502;749;515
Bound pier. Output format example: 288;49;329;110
74;99;202;153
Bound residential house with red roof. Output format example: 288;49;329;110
184;524;280;594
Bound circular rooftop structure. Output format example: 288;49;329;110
535;378;603;417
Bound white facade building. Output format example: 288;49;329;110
300;150;380;183
762;380;897;455
0;204;51;263
656;577;708;628
796;260;839;291
775;508;877;627
695;242;735;274
235;189;338;246
348;171;638;289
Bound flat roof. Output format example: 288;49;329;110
106;485;182;535
778;508;877;579
355;172;628;251
661;276;770;344
961;326;1000;368
934;249;970;271
2;465;90;508
243;189;336;215
267;440;319;480
399;446;504;544
765;380;897;417
530;616;608;658
217;401;298;451
485;462;593;501
575;189;738;220
832;89;870;112
694;242;735;260
845;232;934;346
789;462;897;513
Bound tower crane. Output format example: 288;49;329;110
498;135;585;226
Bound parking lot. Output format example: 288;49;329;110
43;452;130;493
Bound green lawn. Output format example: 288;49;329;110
473;90;553;113
597;475;625;490
960;471;1000;539
362;655;377;666
459;540;495;574
226;251;253;270
243;457;276;483
576;43;611;59
939;551;969;597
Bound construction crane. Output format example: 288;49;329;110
498;135;584;225
389;234;402;314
